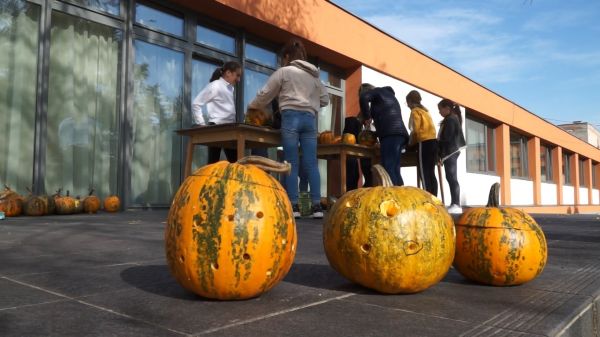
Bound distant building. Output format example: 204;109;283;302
558;122;600;148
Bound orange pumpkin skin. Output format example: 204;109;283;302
0;187;23;217
318;131;335;144
23;195;48;216
454;207;547;286
323;184;455;294
333;135;342;144
165;161;297;300
244;109;270;126
358;130;377;146
83;195;101;214
55;192;77;215
103;195;120;212
342;133;356;145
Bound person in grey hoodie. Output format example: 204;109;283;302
248;38;329;219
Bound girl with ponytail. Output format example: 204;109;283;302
437;98;466;214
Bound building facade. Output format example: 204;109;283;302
558;122;600;149
1;0;599;212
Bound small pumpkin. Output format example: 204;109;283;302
453;183;547;286
318;131;335;144
0;185;23;217
165;156;297;300
103;195;120;212
358;130;378;146
244;108;271;126
23;188;48;216
83;189;101;214
342;133;356;145
55;190;77;215
323;165;455;294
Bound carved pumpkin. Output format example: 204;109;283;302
83;189;101;214
453;183;547;286
23;188;48;216
244;108;271;127
323;165;455;293
318;131;335;144
165;156;296;300
342;133;356;145
358;130;378;146
55;190;77;215
0;186;23;217
103;195;120;212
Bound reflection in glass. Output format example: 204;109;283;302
45;11;121;199
317;94;339;195
190;59;220;171
61;0;120;16
540;145;553;182
465;118;495;173
132;40;183;205
196;25;235;54
579;159;586;185
0;1;39;194
510;132;528;178
245;42;277;68
319;69;341;88
135;3;183;37
243;68;270;113
563;154;571;185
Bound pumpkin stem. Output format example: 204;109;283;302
487;182;500;207
371;164;394;187
89;188;95;196
237;156;291;174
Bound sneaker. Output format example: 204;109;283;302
311;203;324;219
447;204;463;214
292;204;301;219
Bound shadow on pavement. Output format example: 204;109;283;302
120;264;203;301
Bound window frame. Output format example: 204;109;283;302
465;114;496;174
563;152;572;185
509;131;529;179
540;143;553;183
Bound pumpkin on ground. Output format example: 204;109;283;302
453;183;547;286
165;156;296;300
0;186;23;217
23;188;48;216
342;133;356;145
358;130;378;146
55;190;77;215
83;189;101;214
103;195;120;212
323;165;455;294
318;131;335;144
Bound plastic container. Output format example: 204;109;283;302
298;192;312;217
0;211;5;220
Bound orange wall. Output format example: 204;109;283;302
194;0;600;163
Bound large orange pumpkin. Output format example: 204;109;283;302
342;133;356;145
323;165;455;293
318;131;335;144
55;190;78;215
453;183;547;286
165;156;297;300
103;195;120;212
83;189;101;214
23;189;48;216
0;186;23;217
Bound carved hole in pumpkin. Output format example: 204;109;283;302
266;269;272;277
256;211;264;219
380;200;399;217
281;238;287;245
228;214;234;221
291;243;296;252
243;253;251;261
179;255;185;263
211;263;219;270
361;243;371;253
345;201;353;208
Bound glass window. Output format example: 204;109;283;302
510;132;529;178
0;1;40;194
579;158;586;185
319;68;342;88
45;11;121;199
132;40;183;205
60;0;120;16
135;2;183;37
540;145;553;182
245;42;277;68
563;153;571;185
465;117;495;173
593;163;598;187
196;24;235;54
243;67;271;113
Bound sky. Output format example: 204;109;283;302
332;0;600;128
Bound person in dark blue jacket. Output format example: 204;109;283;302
359;83;410;186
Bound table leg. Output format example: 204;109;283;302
184;140;194;178
340;151;347;196
236;134;245;161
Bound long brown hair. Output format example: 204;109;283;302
406;90;426;110
438;98;462;125
280;38;307;64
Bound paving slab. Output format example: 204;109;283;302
1;210;600;336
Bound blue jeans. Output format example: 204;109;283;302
380;134;409;186
280;110;320;205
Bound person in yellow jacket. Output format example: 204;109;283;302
406;90;438;196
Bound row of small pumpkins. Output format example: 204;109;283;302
0;186;121;217
165;157;548;300
318;130;378;147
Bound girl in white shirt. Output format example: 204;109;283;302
192;61;241;164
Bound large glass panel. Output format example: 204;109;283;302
132;40;183;205
135;2;183;37
0;1;39;194
46;11;121;199
540;145;553;182
579;159;586;185
243;67;270;113
319;69;342;88
190;58;220;171
563;153;571;185
245;42;277;68
510;132;528;178
196;24;235;54
465;118;486;172
61;0;120;16
593;164;597;187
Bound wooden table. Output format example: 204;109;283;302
317;144;419;196
176;123;281;178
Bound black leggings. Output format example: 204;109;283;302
418;139;438;196
207;147;236;164
443;152;460;206
346;158;373;191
